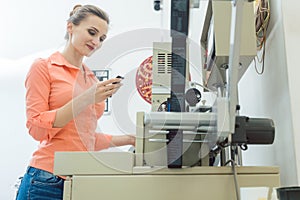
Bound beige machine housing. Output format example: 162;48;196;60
54;142;280;200
151;42;190;112
201;0;256;90
54;111;279;200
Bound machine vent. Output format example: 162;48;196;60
167;53;172;74
157;53;172;74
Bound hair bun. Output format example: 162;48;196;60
69;4;82;17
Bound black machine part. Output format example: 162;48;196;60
185;88;201;107
232;116;275;145
166;0;190;168
153;0;161;11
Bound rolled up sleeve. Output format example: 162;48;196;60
95;133;112;150
25;59;62;142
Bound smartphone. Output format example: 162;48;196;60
113;75;124;84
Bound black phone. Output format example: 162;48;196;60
113;75;124;84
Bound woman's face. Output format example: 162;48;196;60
68;15;108;57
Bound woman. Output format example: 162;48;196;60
16;4;135;200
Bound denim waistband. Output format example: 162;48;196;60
26;166;57;178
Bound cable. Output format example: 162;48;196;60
225;159;241;200
256;0;270;50
254;44;266;74
254;0;270;75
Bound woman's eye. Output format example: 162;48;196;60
100;36;106;42
88;29;96;36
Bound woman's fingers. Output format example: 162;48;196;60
97;78;123;86
97;80;122;93
93;79;122;101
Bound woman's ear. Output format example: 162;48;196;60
67;22;73;35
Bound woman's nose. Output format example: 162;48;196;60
92;38;100;47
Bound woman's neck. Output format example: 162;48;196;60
61;45;84;68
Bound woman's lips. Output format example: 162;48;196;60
87;44;94;51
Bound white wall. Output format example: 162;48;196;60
281;0;300;184
0;57;38;199
239;0;300;186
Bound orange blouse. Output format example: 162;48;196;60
25;51;112;174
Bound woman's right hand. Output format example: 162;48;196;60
53;77;122;128
85;77;123;104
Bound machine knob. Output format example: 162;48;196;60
185;88;201;107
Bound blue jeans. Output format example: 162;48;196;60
16;166;64;200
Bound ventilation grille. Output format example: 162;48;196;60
157;53;172;74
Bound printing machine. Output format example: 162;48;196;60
54;1;280;199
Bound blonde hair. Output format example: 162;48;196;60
65;4;109;40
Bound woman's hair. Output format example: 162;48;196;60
65;4;109;40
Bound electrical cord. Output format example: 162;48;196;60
256;0;270;50
254;44;266;74
225;159;241;200
254;0;270;75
